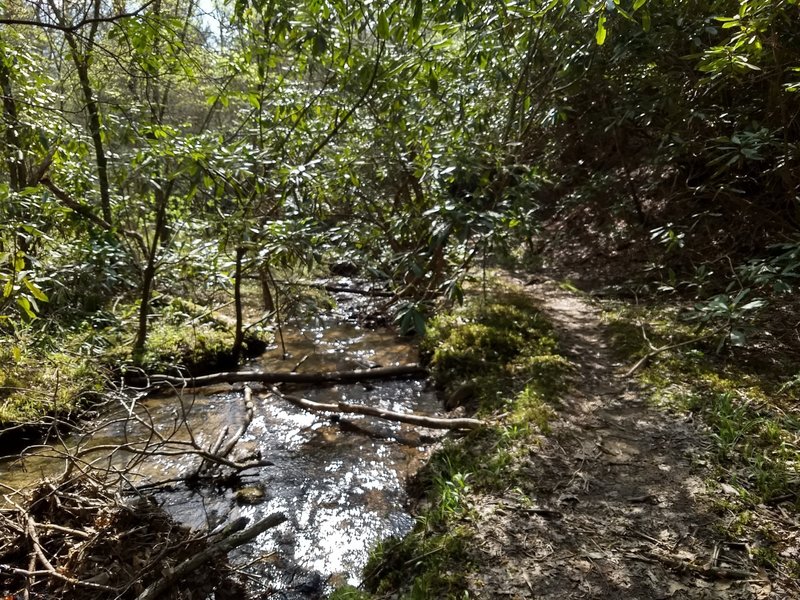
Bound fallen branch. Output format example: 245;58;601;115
623;331;719;378
22;516;118;592
634;550;763;581
196;386;255;477
272;388;484;430
127;364;427;389
322;284;394;298
135;512;286;600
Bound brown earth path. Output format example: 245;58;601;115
463;277;777;599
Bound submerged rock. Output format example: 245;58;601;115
235;485;267;505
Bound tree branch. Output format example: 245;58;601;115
126;364;428;389
0;0;157;32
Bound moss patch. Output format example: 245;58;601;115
356;282;572;598
0;342;103;427
0;296;271;433
421;290;569;414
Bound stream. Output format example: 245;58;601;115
0;289;443;598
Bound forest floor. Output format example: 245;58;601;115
459;275;785;599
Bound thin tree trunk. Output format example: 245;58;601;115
49;0;112;225
231;246;246;362
0;61;27;191
69;48;112;225
132;186;171;359
0;60;32;264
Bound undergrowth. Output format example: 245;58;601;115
338;281;572;599
0;296;270;430
603;302;800;578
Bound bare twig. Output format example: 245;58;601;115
623;331;721;378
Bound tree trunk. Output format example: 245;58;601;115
132;187;171;359
0;60;32;265
259;265;275;312
231;246;246;362
0;61;27;191
52;0;112;226
70;50;112;225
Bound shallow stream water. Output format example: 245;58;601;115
0;294;442;598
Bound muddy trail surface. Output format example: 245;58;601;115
465;277;775;599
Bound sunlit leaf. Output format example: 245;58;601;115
596;15;608;46
16;296;36;319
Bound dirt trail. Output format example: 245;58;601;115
465;278;770;599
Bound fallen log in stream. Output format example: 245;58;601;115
271;388;485;431
125;364;483;431
126;364;427;389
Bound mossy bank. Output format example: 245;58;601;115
0;295;269;445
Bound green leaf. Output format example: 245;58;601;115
247;92;261;109
377;11;389;39
633;0;646;9
16;296;36;319
729;329;746;346
24;279;48;302
740;299;766;311
596;15;607;46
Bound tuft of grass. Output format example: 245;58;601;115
328;587;371;600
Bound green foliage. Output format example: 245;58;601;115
0;333;104;425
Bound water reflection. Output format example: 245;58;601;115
1;317;441;597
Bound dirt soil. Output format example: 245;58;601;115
462;276;784;599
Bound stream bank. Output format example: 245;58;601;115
0;289;448;599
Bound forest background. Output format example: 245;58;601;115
0;0;798;500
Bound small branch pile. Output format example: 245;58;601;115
0;475;279;599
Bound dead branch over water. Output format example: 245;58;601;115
0;385;283;599
126;363;428;389
271;388;484;430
